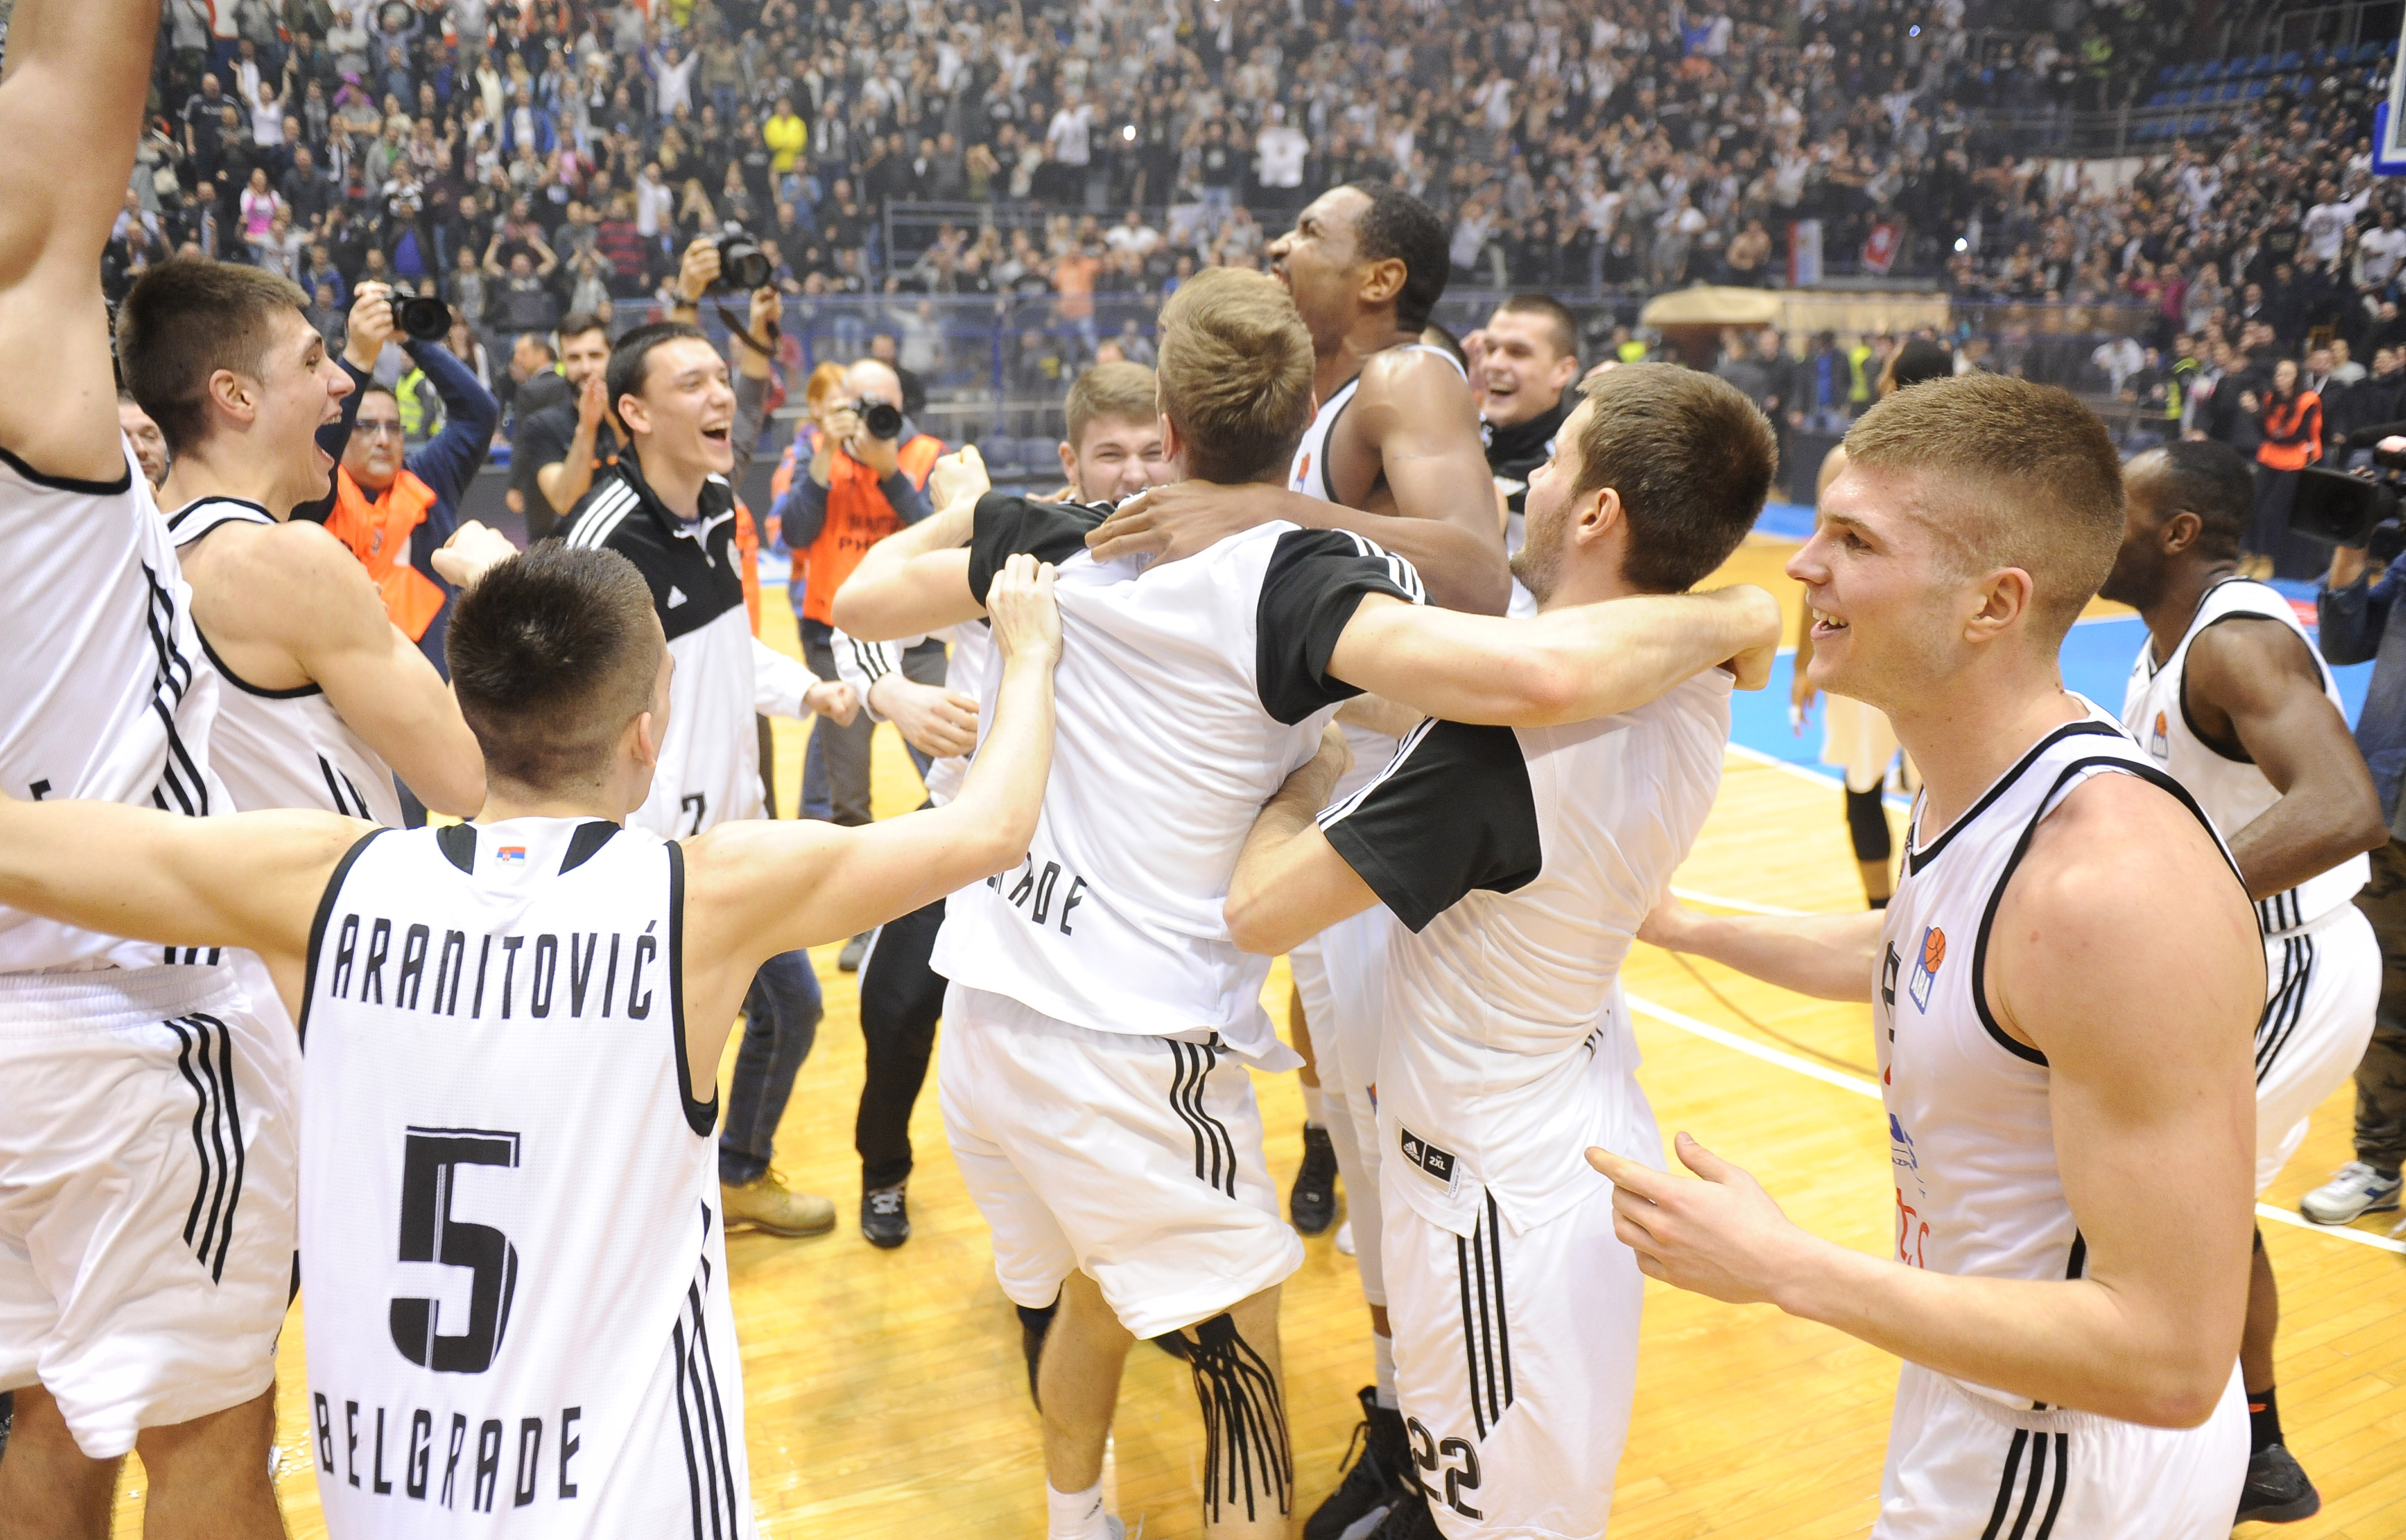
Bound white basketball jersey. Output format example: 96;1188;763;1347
0;440;226;972
829;621;993;807
298;817;748;1537
1284;344;1473;799
2121;576;2368;933
166;498;405;826
1875;706;2230;1409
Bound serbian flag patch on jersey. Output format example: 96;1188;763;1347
1909;925;1944;1012
496;846;526;863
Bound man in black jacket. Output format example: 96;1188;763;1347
1468;293;1581;605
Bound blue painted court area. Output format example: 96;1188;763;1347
1734;502;2373;771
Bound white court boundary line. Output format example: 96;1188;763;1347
1622;992;2406;1257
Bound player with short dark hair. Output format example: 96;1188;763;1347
2100;436;2387;1524
0;540;1070;1535
1222;365;1778;1540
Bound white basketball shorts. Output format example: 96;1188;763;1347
1383;1175;1642;1540
2256;903;2380;1193
0;959;298;1457
937;984;1304;1340
1288;905;1396;1305
1875;1361;2245;1538
1821;695;1901;794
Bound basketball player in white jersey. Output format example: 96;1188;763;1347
1220;367;1780;1540
828;364;1167;1252
0;540;1068;1537
1790;338;1957;909
120;267;510;829
1089;184;1505;1535
0;3;282;1530
2097;438;2386;1524
834;269;1780;1540
1631;375;2262;1537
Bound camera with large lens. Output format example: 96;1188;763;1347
2292;438;2406;563
852;397;903;440
387;287;452;343
712;227;773;292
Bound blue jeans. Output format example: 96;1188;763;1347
718;949;824;1185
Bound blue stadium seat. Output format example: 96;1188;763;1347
2245;76;2271;97
2187;115;2214;136
2157;63;2179;85
2248;52;2276;73
2199;60;2227;82
2277;50;2304;72
2147;88;2173;107
2175;61;2204;85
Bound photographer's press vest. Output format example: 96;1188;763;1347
794;429;942;627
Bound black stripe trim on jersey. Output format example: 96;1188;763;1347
165;1013;246;1283
2032;1432;2070;1538
559;820;619;873
1166;1039;1238;1197
435;822;478;874
140;564;209;817
0;440;133;495
1453;1192;1516;1440
1977;1429;2030;1540
197;626;323;699
2176;600;2333;767
2257;935;2316;1085
317;755;370;819
671;1262;741;1540
164;495;275;539
298;827;391;1049
667;842;719;1138
1906;722;2124;876
845;635;893;688
1967;755;2236;1069
2065;1231;2088;1281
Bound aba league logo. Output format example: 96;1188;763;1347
1908;925;1944;1013
2149;710;2169;759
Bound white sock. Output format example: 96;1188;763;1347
1301;1085;1325;1127
1373;1330;1398;1409
1046;1481;1110;1540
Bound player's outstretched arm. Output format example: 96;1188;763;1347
1327;585;1781;728
2186;619;2387;899
0;0;159;481
680;556;1062;1075
233;524;492;816
1596;775;2260;1426
1635;893;1884;1003
828;495;981;641
1085;479;1509;616
1224;727;1374;955
0;795;366;1007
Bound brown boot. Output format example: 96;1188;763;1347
720;1169;837;1236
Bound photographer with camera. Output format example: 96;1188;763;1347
2304;424;2406;1238
776;353;947;907
318;282;500;688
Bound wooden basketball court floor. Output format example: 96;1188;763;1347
109;536;2406;1537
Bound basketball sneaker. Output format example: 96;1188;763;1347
838;932;871;972
862;1182;910;1248
1292;1123;1339;1234
721;1169;837;1236
1335;1220;1356;1256
2236;1444;2322;1524
1305;1387;1414;1540
1364;1493;1442;1540
2299;1162;2402;1225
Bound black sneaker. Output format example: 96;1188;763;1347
1292;1123;1339;1235
837;932;871;972
862;1183;910;1248
1305;1386;1413;1540
2237;1444;2322;1524
1366;1493;1442;1540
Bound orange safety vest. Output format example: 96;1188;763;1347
735;498;761;634
328;468;447;642
2256;391;2322;473
795;433;945;626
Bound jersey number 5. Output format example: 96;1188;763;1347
390;1126;522;1374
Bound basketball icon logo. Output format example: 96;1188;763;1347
1909;925;1945;1012
2149;710;2169;759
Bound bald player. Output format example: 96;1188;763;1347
1088;181;1507;1540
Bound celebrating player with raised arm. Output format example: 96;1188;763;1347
0;543;1064;1535
1634;376;2264;1538
832;268;1776;1540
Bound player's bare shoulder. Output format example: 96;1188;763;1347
1355;343;1479;421
184;516;390;661
1990;770;2262;1048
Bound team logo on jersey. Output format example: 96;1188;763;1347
1290;452;1310;491
496;846;526;863
1908;925;1944;1012
367;527;386;556
667;585;689;608
1888;1113;1919;1176
2149;710;2169;759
